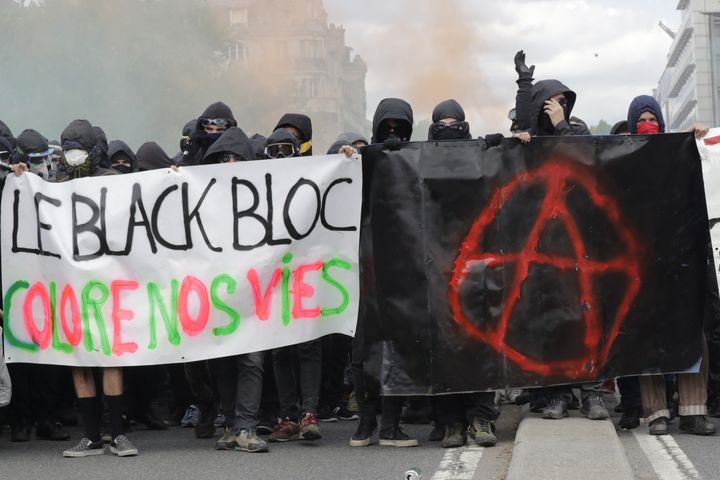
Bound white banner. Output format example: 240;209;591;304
1;154;361;366
697;129;720;289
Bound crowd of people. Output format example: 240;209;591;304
0;50;719;459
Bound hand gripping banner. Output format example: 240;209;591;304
1;155;362;367
361;134;710;394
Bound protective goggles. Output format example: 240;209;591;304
431;121;470;134
201;118;231;128
0;150;10;162
265;143;299;159
26;148;54;165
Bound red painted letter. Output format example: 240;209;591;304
292;261;324;319
178;276;210;336
247;268;282;321
22;282;52;349
60;284;82;347
110;280;139;356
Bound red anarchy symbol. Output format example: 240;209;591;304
448;159;642;378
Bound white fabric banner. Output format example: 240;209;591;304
1;154;361;366
697;129;720;289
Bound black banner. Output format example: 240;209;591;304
361;133;710;394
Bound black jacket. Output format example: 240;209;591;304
530;80;588;136
0;120;15;150
203;127;256;163
371;98;413;143
182;102;237;166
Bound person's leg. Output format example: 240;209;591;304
617;376;642;429
379;395;417;447
208;356;238;449
184;361;216;438
233;351;268;452
580;382;610;420
102;367;124;439
435;394;467;448
319;334;350;420
63;367;105;457
297;339;322;417
270;347;300;442
542;385;571;419
466;392;498;446
677;342;715;435
7;363;31;441
639;374;670;434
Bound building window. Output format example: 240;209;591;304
229;8;248;27
300;39;324;59
227;43;247;65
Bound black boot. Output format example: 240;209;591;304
350;415;377;447
679;415;716;435
36;421;71;441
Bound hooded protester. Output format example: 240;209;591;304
182;102;237;166
136;142;175;172
92;126;111;169
0;119;16;151
13;129;54;180
274;113;313;156
326;132;369;155
55;119;116;182
626;94;714;437
35;119;138;457
108;140;137;174
610;120;630;135
264;128;301;159
202;126;255;164
249;133;268;159
530;79;589;137
427;99;471;141
371;98;413;145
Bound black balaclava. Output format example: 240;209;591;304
202;127;256;164
371;98;414;144
195;102;237;149
428;99;471;141
15;129;52;179
108;140;137;174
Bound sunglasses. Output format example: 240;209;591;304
201;118;231;128
265;143;298;159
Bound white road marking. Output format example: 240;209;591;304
430;445;484;480
632;430;700;479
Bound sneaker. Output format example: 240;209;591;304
214;411;226;428
441;422;467;448
299;413;322;440
581;393;610;420
542;396;569;420
269;417;299;442
63;437;105;458
334;406;359;421
679;415;716;436
110;435;138;457
235;429;269;453
350;416;377;447
36;421;71;441
215;427;236;450
317;406;339;423
617;408;641;430
468;417;497;447
649;417;669;435
180;405;200;428
428;422;445;442
379;426;418;447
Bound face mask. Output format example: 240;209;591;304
29;162;49;180
113;163;133;174
64;149;89;166
430;121;470;141
636;121;660;135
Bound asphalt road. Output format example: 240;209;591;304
0;405;522;480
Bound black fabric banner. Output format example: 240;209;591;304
361;133;710;394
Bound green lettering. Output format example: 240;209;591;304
321;258;352;316
80;281;111;355
211;275;240;336
2;280;36;352
147;280;180;349
50;281;72;354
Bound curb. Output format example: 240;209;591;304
506;411;634;480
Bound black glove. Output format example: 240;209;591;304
382;137;403;151
484;133;504;147
514;50;535;79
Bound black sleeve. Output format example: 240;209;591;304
553;120;590;136
515;76;534;132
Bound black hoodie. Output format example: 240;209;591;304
274;113;313;156
136;142;174;171
530;79;588;136
0;120;15;150
183;102;238;166
196;102;237;131
108;140;138;172
371;98;414;144
202;127;256;164
56;119;116;181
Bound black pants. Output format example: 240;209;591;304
705;245;720;402
434;393;498;426
617;376;642;411
7;363;57;427
319;334;352;410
